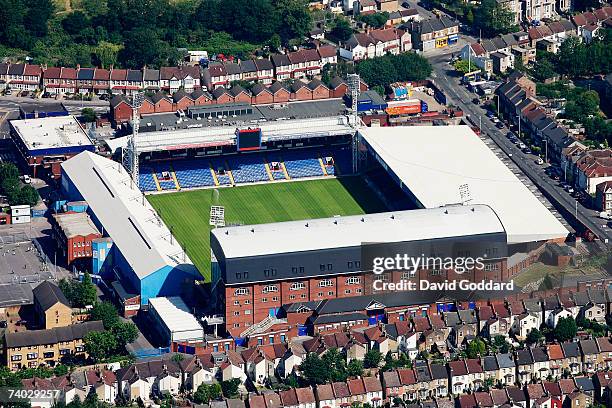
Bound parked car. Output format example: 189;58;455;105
518;142;526;149
496;122;504;128
523;148;532;154
472;97;480;104
536;157;544;165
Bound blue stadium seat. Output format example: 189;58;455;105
139;167;157;192
173;159;215;189
283;150;325;179
154;165;176;191
229;156;269;184
211;159;232;185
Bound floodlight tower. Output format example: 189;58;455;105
123;92;145;190
347;74;361;175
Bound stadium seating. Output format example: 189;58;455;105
173;159;215;189
139;167;158;192
283;150;325;179
211;159;232;185
230;156;269;184
154;166;177;191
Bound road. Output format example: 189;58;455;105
428;55;612;245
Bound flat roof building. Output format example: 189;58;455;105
50;212;102;266
359;125;568;244
10;115;95;179
148;296;204;344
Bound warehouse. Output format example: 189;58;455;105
358;125;569;244
148;296;204;344
10;115;95;178
60;151;201;305
211;204;508;338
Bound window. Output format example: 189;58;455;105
245;310;251;315
235;273;241;279
290;282;305;291
262;298;267;303
234;288;249;296
244;300;250;305
233;301;239;306
299;266;304;273
263;285;278;294
292;267;298;274
290;295;296;300
43;352;54;359
11;355;21;361
356;288;362;294
355;261;361;268
301;294;307;299
319;279;333;287
233;311;240;316
272;296;279;302
348;261;353;269
320;264;326;272
264;269;270;277
327;264;333;271
346;277;361;285
328;291;334;296
345;289;351;295
318;292;323;297
27;353;37;360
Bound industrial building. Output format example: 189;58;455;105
9;115;95;179
148;296;204;345
60;151;201;305
211;204;508;338
50;212;102;267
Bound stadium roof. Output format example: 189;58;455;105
135;116;352;153
359;126;568;244
52;212;100;238
10;115;93;153
212;204;505;259
148;296;204;341
61;151;197;279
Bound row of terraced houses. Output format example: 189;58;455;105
0;45;341;96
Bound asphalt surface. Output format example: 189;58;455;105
429;55;612;246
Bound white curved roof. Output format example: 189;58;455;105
212;204;505;259
359;125;568;244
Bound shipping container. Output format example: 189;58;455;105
386;99;422;115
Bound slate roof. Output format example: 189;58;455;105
562;341;580;358
516;349;533;365
483;355;499;371
4;320;103;348
33;281;70;311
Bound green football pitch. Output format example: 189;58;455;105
147;177;388;281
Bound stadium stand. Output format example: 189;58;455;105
282;150;325;179
139;167;158;192
172;159;215;189
230;155;269;184
211;159;232;186
138;146;354;192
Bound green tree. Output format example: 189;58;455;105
554;317;577;342
220;378;240;398
84;330;118;362
347;359;364;377
364;349;382;368
474;0;517;37
526;328;543;345
111;321;139;347
466;337;486;358
94;41;122;68
531;58;557;82
193;382;222;404
322;348;347;382
80;0;110;18
357;12;389;28
274;0;312;43
16;185;38;206
301;353;330;385
78;272;98;307
90;301;120;329
81;107;97;123
331;17;352;42
492;335;510;353
0;163;19;182
25;0;54;38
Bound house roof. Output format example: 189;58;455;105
77;68;95;80
580;339;599;355
4;320;103;348
483;355;498;371
331;381;351;398
474;392;494;407
574;376;595;392
240;60;257;74
465;358;483;374
516;349;533;365
458;393;477;408
543;381;563;397
110;69;127;80
527;383;545;400
33;280;70;310
562;341;580;358
547;344;564;360
268;81;288;94
271;54;291;67
397;368;417;385
93;68;110;80
448;360;468;376
143;69;160;81
559;378;577;394
490;389;508;405
531;346;549;363
254;58;274;71
382;370;401;388
506;386;526;402
279;389;298;406
429;363;447;379
316;383;334;401
318;45;337;58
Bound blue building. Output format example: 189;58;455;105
61;151;201;305
356;90;388;112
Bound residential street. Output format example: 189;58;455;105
428;55;612;246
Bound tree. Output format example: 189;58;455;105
492;335;510;353
453;59;474;75
94;41;122;68
301;353;329;385
111;321;139;347
16;185;38;206
78;272;98;307
274;0;312;43
466;338;486;358
474;0;517;37
554;317;577;342
81;108;97;123
347;359;364;377
220;378;240;398
90;302;120;329
25;0;54;38
331;17;352;42
364;349;382;369
84;330;117;362
531;58;557;82
526;328;543;345
322;348;347;382
194;382;222;404
357;12;389;29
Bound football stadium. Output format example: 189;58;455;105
59;110;569;319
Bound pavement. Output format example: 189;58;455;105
428;55;612;246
